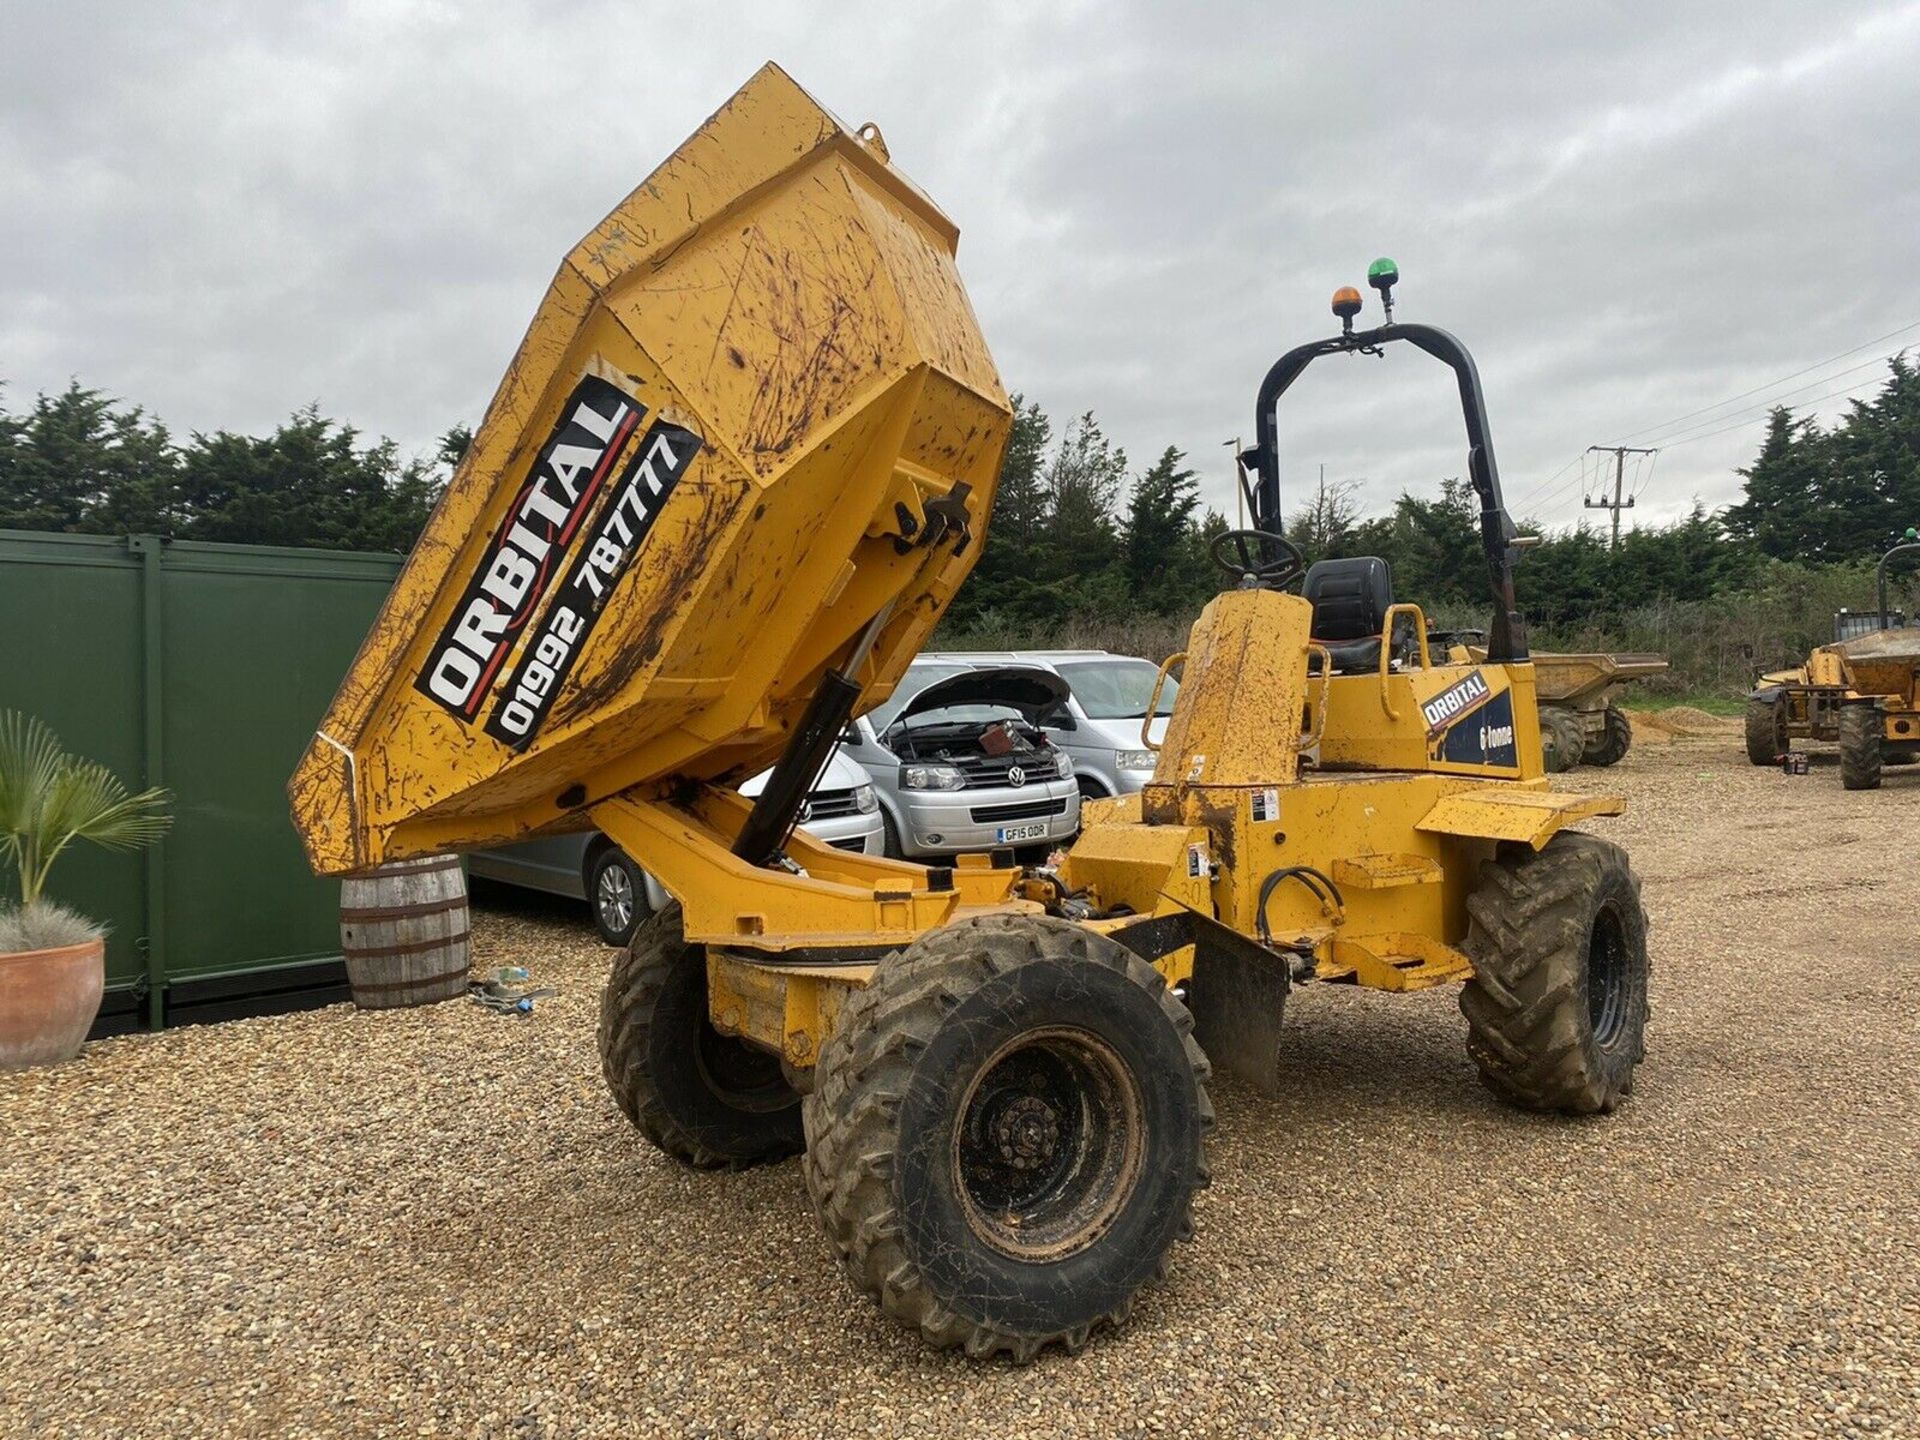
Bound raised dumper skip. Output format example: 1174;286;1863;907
290;65;1652;1362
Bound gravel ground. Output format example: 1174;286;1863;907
5;733;1918;1438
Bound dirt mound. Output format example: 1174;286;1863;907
1627;705;1738;742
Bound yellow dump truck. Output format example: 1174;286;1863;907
292;66;1650;1360
1455;645;1668;771
1746;538;1920;787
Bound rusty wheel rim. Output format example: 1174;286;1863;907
951;1026;1144;1261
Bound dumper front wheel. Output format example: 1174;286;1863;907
598;904;803;1168
1745;696;1787;766
803;915;1211;1361
1840;704;1883;790
1583;704;1633;767
1460;833;1649;1115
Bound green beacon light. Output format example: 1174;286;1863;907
1368;256;1400;322
1906;527;1918;542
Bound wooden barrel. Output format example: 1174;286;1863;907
339;855;471;1009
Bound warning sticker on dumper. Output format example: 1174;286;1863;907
484;418;704;749
416;376;643;724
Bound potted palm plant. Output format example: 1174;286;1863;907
0;711;169;1070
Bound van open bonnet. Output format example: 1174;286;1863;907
887;666;1071;726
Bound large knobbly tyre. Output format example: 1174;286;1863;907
598;903;804;1168
1459;832;1650;1115
1539;706;1585;773
803;914;1211;1362
1839;704;1883;790
1745;696;1787;766
1582;704;1633;767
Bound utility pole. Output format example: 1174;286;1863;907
1224;437;1245;528
1314;463;1326;554
1584;445;1657;550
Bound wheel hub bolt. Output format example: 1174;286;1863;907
995;1095;1059;1170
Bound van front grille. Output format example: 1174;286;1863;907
969;797;1070;824
954;753;1061;790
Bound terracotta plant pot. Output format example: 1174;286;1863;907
0;936;106;1071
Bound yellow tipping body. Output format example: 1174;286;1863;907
1461;647;1670;706
1819;632;1920;715
289;63;1010;876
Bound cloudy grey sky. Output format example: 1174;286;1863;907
5;0;1918;533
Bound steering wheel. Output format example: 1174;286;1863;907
1209;528;1306;589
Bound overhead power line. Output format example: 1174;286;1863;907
1658;372;1896;451
1627;346;1910;449
1511;451;1588;512
1628;449;1658;500
1518;326;1917;523
1521;450;1615;519
1614;318;1920;445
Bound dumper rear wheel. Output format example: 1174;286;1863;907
803;914;1210;1361
1539;706;1584;773
1745;696;1787;766
598;903;803;1168
1460;833;1649;1115
1840;704;1883;790
1582;704;1633;767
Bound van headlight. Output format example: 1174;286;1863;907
852;784;878;813
1054;750;1074;777
1117;749;1157;772
901;764;965;791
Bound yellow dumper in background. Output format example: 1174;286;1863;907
1456;645;1668;771
1746;537;1920;787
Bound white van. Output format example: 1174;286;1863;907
841;661;1081;859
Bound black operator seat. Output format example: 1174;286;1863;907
1303;557;1393;673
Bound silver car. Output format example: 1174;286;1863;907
919;650;1177;798
843;662;1081;859
467;750;883;945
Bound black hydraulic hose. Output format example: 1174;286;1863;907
1256;866;1345;944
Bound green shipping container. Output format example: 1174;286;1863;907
0;531;403;1030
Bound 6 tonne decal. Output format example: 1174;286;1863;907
417;376;642;721
1437;691;1518;767
1422;671;1519;768
484;418;703;749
